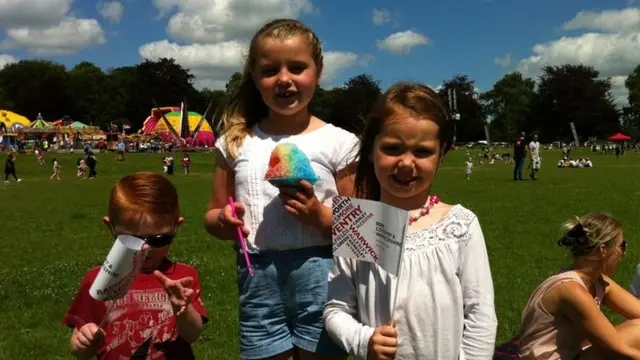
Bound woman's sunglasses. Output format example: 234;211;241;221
620;240;627;255
110;224;176;248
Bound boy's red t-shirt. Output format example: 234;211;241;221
62;259;208;360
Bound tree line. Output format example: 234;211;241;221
1;57;639;143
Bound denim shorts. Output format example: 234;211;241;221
236;246;347;359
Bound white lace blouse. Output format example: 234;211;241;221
323;205;497;360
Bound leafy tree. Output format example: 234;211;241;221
438;75;485;143
0;59;72;120
533;64;620;142
225;72;242;95
126;58;198;128
480;72;536;142
68;61;107;127
326;74;382;134
625;64;640;130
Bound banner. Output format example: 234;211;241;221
332;197;408;276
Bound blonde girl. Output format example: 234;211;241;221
204;19;358;360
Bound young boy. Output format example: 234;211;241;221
62;172;208;360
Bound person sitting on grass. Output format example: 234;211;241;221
518;212;640;360
62;172;208;360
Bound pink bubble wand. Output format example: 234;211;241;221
228;197;254;276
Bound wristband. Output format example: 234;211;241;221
217;208;225;223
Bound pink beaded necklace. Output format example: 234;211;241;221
408;195;440;225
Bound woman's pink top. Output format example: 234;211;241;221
518;270;605;360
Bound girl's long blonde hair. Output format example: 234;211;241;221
220;19;323;160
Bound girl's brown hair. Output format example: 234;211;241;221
219;18;323;160
354;82;453;200
558;212;623;257
108;172;180;226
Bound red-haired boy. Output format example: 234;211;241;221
62;172;208;359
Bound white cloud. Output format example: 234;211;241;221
0;0;106;55
610;75;630;105
139;39;246;90
0;0;71;28
494;53;512;68
152;0;314;44
517;7;640;106
377;30;429;54
563;8;640;33
321;51;370;85
143;0;367;89
372;8;390;26
139;39;367;90
3;17;106;55
97;1;124;24
0;54;16;68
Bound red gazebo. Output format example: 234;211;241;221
608;132;631;141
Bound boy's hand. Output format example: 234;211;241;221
154;271;198;316
278;180;323;227
73;323;105;353
219;202;250;237
367;321;398;360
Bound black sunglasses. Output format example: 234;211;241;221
620;240;627;255
110;224;176;248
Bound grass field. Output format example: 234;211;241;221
1;148;639;359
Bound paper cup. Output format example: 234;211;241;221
89;235;147;301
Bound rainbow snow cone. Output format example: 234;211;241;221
265;143;319;188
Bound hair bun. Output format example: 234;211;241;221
558;223;589;248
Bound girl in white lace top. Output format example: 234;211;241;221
323;83;498;360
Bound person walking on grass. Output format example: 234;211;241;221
49;157;61;180
4;153;21;183
529;134;541;180
465;156;473;180
513;131;528;181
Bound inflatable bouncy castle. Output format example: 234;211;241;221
141;106;215;147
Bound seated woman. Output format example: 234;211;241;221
584;158;593;168
518;212;640;360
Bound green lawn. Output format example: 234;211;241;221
0;148;638;359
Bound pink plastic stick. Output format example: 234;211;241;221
228;197;254;276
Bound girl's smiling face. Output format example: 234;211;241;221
252;35;321;117
372;117;442;210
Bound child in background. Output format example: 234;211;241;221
50;157;61;180
77;158;87;178
62;172;208;359
182;153;190;175
162;156;169;175
465;156;473;180
204;18;358;360
323;83;497;360
35;147;45;165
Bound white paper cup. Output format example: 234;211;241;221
89;235;147;301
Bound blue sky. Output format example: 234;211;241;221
0;0;638;104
